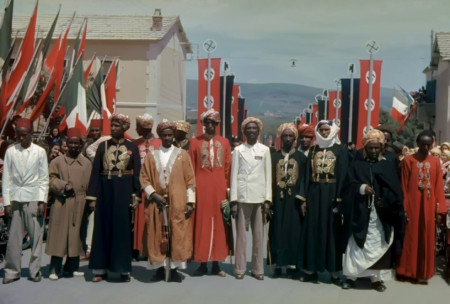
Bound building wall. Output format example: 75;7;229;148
434;60;450;143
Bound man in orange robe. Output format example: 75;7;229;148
396;130;446;284
189;110;232;277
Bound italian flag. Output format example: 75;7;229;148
58;58;88;134
390;88;409;124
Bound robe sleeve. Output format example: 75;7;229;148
230;149;239;202
264;147;272;203
434;157;447;214
182;150;196;203
401;157;411;214
49;157;67;196
335;145;349;202
86;141;105;201
2;148;11;207
140;152;156;198
295;153;307;202
37;147;49;203
130;143;141;197
224;140;232;188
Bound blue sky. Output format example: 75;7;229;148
11;0;450;91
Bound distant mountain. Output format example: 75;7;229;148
186;79;393;135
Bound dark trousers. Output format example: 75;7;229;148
50;256;80;275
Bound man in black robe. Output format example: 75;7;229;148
341;129;404;292
269;123;306;278
86;114;141;282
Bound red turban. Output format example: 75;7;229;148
297;124;314;138
16;118;32;131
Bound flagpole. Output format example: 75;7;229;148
348;64;354;143
222;62;228;137
202;39;217;113
365;40;379;133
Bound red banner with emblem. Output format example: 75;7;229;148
356;60;382;149
300;114;306;125
311;104;319;127
197;58;221;135
328;90;342;136
232;84;239;137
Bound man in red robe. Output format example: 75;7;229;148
189;110;232;277
132;113;161;257
396;130;446;284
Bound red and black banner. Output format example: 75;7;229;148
328;90;342;136
238;97;245;140
356;60;382;149
340;78;360;145
220;75;234;140
231;85;239;137
311;104;319;127
317;97;328;121
197;58;221;135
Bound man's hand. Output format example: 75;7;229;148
263;201;273;220
364;185;375;195
301;202;307;217
130;194;140;211
88;200;95;212
5;205;12;218
230;201;238;219
37;202;45;217
150;192;167;209
64;183;75;198
185;203;194;219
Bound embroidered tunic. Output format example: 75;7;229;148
397;154;446;280
269;149;307;266
189;135;232;262
86;138;141;273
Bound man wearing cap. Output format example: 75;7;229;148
230;117;272;280
189;110;232;277
140;121;195;282
2;118;49;284
132;113;161;256
296;124;314;157
341;129;404;292
269;123;307;278
174;121;191;150
82;119;103;156
86;114;141;282
46;128;92;280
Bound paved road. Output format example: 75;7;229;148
1;229;450;304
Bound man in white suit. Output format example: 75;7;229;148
230;117;272;280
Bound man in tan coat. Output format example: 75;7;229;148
46;128;92;280
140;121;195;283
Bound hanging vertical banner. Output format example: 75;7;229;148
300;113;306;125
317;98;328;121
220;75;234;139
305;111;312;124
356;59;382;149
311;104;319;127
328;90;342;137
238;97;245;140
340;78;360;145
231;84;239;137
197;58;221;135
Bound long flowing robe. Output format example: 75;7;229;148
86;138;141;273
46;154;92;257
269;149;307;266
140;146;195;265
132;135;162;251
342;153;404;278
396;154;446;280
189;135;231;262
302;144;348;273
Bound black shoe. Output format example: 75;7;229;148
251;272;264;280
211;263;226;277
28;272;42;283
372;281;386;292
330;276;342;286
3;277;20;284
299;272;318;283
342;279;355;289
151;267;165;282
193;264;208;277
272;267;282;278
170;269;182;283
120;273;131;282
286;267;300;279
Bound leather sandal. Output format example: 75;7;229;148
92;274;107;282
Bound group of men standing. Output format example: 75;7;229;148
1;111;447;292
